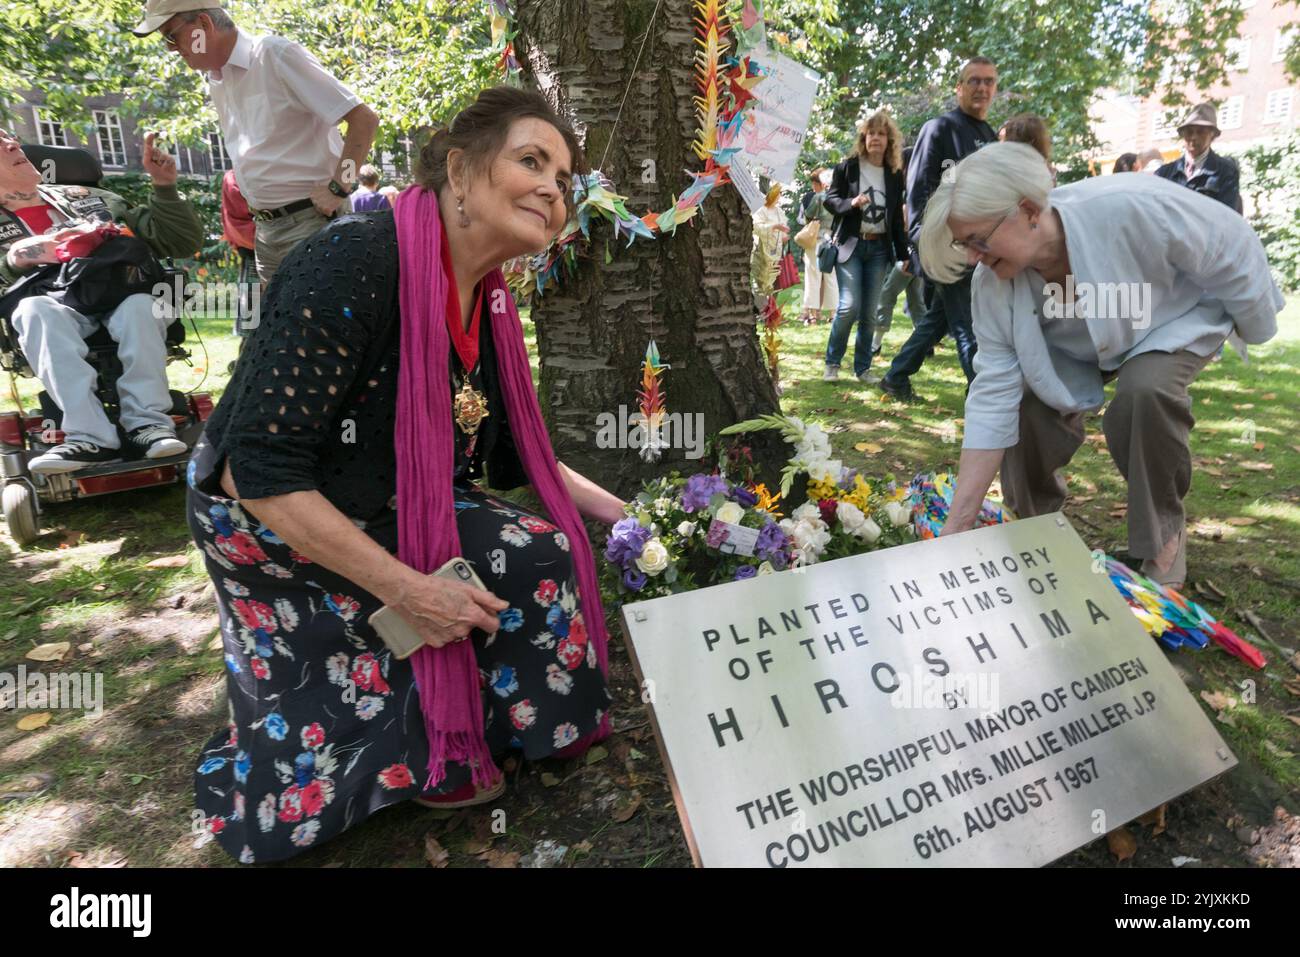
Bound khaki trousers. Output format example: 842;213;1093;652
1000;349;1215;566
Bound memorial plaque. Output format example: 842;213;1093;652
620;514;1236;867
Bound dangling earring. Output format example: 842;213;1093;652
457;196;470;227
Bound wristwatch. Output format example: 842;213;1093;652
327;178;358;198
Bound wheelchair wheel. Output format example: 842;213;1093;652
2;483;40;547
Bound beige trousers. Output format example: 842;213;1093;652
1000;349;1216;571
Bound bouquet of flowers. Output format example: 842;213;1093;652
603;415;916;601
603;472;794;599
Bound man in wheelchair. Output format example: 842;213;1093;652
0;127;203;474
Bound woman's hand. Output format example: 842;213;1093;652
389;569;508;649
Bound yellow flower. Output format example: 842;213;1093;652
753;483;783;517
807;478;839;502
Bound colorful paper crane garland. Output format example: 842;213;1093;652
496;0;768;295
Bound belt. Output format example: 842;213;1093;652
858;232;886;241
249;198;316;223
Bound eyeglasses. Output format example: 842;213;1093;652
963;76;997;88
950;212;1008;253
159;17;194;49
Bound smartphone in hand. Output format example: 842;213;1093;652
369;557;496;659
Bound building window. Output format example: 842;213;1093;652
1152;110;1179;141
93;110;127;168
1226;37;1252;72
1220;95;1245;130
1275;27;1296;62
32;107;68;147
1263;88;1293;124
208;131;232;171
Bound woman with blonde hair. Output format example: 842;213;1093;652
820;108;909;382
921;141;1282;590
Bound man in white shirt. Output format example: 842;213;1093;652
132;1;380;283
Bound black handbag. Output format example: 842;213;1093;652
0;234;165;323
816;237;838;273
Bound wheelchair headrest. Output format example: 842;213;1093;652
20;144;103;188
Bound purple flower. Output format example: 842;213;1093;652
734;565;757;580
605;518;651;566
681;473;728;513
755;521;788;560
623;567;648;591
729;485;759;508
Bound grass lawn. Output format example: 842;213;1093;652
0;295;1296;868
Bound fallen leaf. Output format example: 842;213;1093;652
25;642;70;662
612;792;643;823
481;847;521;868
584;745;609;765
1137;803;1168;836
60;530;87;547
1252;442;1266;452
854;441;883;454
16;713;52;731
1201;690;1236;711
1239;461;1273;471
91;583;107;592
424;834;450;868
1217;711;1237;728
1201;467;1223;477
1263;741;1295;759
207;633;223;652
1285;715;1300;728
571;840;593;855
77;643;93;653
1108;508;1127;518
146;555;189;568
540;772;562;788
1107;827;1137;862
1261;393;1277;401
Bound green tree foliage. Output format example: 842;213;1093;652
1;0;498;167
756;0;1246;171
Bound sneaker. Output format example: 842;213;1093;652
823;365;840;381
878;376;917;402
857;370;881;385
126;425;187;460
413;775;506;810
30;441;122;475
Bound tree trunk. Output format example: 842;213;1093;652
515;0;784;500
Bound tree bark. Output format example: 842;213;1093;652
515;0;784;499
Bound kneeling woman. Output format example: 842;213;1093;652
923;142;1282;588
187;87;626;862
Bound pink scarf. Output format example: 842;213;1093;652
394;185;611;791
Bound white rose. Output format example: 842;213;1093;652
677;521;697;538
635;540;670;576
836;501;866;530
857;516;882;544
791;502;821;524
715;501;745;525
757;561;775;576
884;501;911;527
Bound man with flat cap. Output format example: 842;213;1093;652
1155;103;1242;213
131;1;380;283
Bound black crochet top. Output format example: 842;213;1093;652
201;210;527;522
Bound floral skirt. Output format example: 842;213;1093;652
186;437;610;863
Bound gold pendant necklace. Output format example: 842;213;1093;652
453;370;489;436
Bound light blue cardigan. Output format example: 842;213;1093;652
963;173;1285;450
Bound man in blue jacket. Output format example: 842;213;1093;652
1154;103;1242;213
880;57;999;401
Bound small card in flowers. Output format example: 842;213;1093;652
706;519;760;557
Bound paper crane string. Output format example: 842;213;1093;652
907;471;1015;540
636;340;670;463
1105;558;1265;669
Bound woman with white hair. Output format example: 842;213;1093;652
926;142;1283;589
